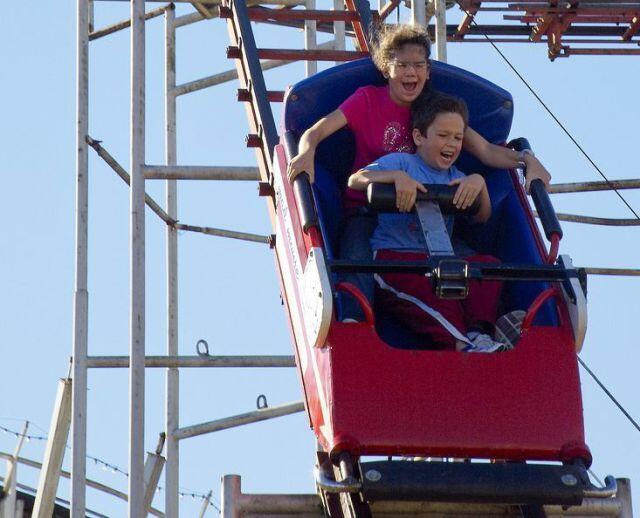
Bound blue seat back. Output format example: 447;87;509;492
282;58;556;334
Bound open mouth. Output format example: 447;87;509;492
402;81;418;94
440;150;455;163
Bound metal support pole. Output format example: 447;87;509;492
164;6;180;518
333;0;345;66
222;475;241;518
198;490;213;517
174;401;305;440
0;452;164;517
87;354;296;368
144;165;260;180
2;423;29;518
72;0;89;516
32;379;72;518
411;0;426;28
434;0;447;61
305;0;318;76
143;436;166;517
129;0;146;516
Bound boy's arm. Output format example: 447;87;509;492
463;126;551;191
449;174;492;223
287;109;347;183
348;168;427;213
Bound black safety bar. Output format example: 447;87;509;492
283;131;319;232
329;258;584;283
508;137;563;241
367;182;481;215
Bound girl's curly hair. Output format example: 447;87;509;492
371;24;432;76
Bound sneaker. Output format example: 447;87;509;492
459;331;510;353
495;310;526;349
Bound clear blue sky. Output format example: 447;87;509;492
1;2;638;516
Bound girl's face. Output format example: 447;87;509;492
386;44;430;106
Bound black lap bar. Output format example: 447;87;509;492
508;137;562;240
366;183;480;215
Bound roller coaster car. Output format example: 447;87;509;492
271;58;614;512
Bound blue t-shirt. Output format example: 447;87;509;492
366;153;466;252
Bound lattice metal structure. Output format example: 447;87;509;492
59;0;640;517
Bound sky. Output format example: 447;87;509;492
1;1;638;516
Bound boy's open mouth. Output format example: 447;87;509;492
440;150;455;162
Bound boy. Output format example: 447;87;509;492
347;95;508;352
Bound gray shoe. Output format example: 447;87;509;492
495;310;526;349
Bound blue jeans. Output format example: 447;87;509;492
338;212;377;321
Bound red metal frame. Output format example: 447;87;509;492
272;146;591;468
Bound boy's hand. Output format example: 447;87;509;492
288;149;315;183
450;174;485;210
395;172;428;212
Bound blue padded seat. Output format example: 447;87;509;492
282;58;556;339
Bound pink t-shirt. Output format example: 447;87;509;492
339;85;414;206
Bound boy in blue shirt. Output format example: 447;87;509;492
347;95;508;352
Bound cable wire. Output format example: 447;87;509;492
577;358;640;434
453;1;640;220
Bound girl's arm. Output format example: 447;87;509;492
449;174;491;223
462;126;551;191
287;109;348;183
348;169;427;213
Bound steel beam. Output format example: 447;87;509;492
87;355;296;368
164;5;180;518
129;0;147;516
0;452;164;517
144;165;260;180
32;380;72;518
435;0;448;61
72;1;89;516
174;401;305;440
2;423;29;518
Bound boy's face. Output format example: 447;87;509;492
387;44;430;107
413;112;465;170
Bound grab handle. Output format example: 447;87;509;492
283;131;319;232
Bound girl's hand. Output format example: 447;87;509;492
287;149;315;183
524;158;551;192
395;172;427;212
450;174;485;210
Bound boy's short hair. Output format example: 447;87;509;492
411;94;469;135
371;24;431;76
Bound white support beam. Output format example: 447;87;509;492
434;0;448;62
174;401;305;440
411;0;427;28
164;7;180;516
129;0;147;516
2;423;29;518
305;0;318;76
87;355;296;368
143;436;166;517
32;379;72;518
144;165;260;180
72;1;89;517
